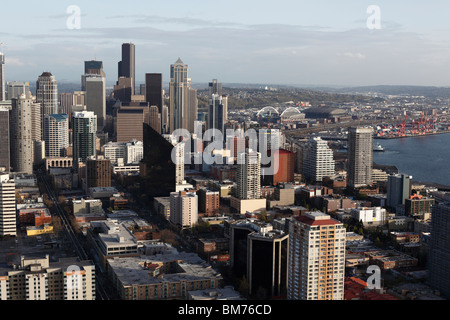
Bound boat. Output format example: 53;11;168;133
373;142;385;152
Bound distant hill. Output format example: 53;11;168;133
314;85;450;98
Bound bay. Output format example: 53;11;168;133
373;133;450;186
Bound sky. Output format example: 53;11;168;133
2;0;450;87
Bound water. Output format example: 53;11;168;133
372;133;450;186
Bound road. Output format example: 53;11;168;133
37;168;111;300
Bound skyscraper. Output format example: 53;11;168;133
0;174;16;236
169;191;198;228
118;43;135;95
73;111;97;170
145;73;163;113
208;94;226;134
428;202;450;298
44;114;69;157
288;211;346;300
208;79;222;96
84;74;106;131
347;127;373;188
303;137;335;184
36;72;58;119
149;105;161;134
0;52;5;102
10;95;33;174
7;81;31;100
86;157;111;189
169;58;198;133
386;173;412;211
0;107;9;172
236;150;261;200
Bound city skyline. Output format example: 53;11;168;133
1;1;450;87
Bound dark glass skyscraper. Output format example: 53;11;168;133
118;43;135;95
145;73;163;113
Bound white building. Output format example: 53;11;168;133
236;150;261;200
44;113;69;157
170;191;198;228
0;174;16;236
288;212;346;300
302;136;335;183
103;140;143;165
350;207;386;226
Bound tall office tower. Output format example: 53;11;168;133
302;137;335;184
0;52;4;101
83;74;106;131
59;92;74;116
236;150;261;200
86;157;111;189
161;105;169;134
169;58;198;133
44;114;69;157
208;79;222;96
288;212;346;300
10;95;33;174
72;111;97;170
0;174;16;236
36;72;58;118
73;91;86;106
149;105;161;133
0;107;10;172
169;190;198;228
428;202;450;298
247;229;289;298
226;135;246;164
118;43;135;95
84;60;105;77
145;73;163;113
347;127;373;188
116;102;150;142
386;173;412;211
7;81;31;100
208;94;226;133
140;123;176;198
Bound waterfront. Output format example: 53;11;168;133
373;133;450;187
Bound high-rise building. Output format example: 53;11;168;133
197;188;220;216
236;150;261;200
347;127;373;188
10;95;33;174
139;123;176;198
0;52;5;102
303;137;335;184
72;111;97;170
208;79;222;96
208;94;226;134
59;92;74;117
118;43;135;95
7;81;31;100
30;101;42;143
145;73;163;113
44;114;69;157
169;58;198;133
0;174;16;236
83;74;106;131
169;190;198;228
36;72;58;119
386;173;412;210
86;157;111;189
103;140;143;165
149;105;161;134
116;103;150;142
0;107;10;172
84;60;105;77
161;105;169;134
428;202;450;298
288;211;346;300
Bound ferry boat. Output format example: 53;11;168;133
373;142;385;152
